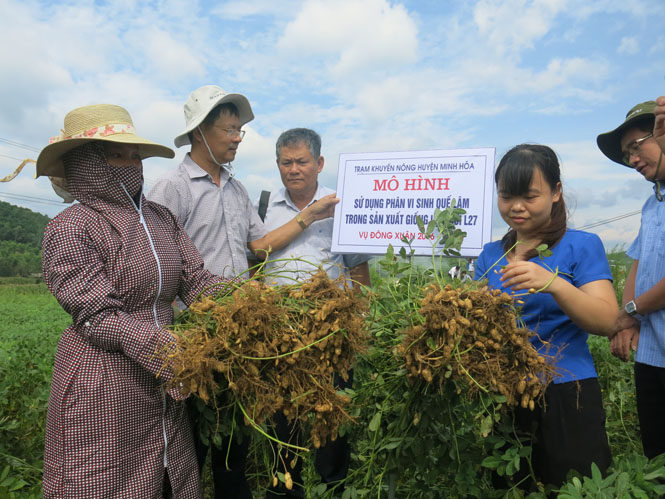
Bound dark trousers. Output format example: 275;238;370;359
266;373;352;498
635;362;665;459
189;399;252;499
506;378;611;488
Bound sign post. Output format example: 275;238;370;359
331;148;495;256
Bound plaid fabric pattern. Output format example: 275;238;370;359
42;143;219;498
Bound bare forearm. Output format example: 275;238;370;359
622;261;638;305
625;255;665;315
248;195;338;260
249;217;306;259
633;276;665;315
548;277;618;337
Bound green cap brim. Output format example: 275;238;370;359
597;100;656;166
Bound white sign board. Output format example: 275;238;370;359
331;148;495;256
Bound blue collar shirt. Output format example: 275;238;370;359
627;184;665;367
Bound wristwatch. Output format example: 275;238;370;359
624;300;638;316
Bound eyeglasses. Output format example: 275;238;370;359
212;126;246;139
622;132;653;165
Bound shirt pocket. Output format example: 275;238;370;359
223;203;250;245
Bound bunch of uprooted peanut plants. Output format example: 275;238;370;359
161;270;368;453
400;282;559;410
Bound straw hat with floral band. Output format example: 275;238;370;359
597;100;664;201
27;104;175;203
36;104;174;179
173;85;254;177
1;104;174;202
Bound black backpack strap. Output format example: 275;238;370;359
258;190;271;222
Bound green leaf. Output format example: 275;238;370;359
479;414;492;437
313;483;328;495
426;219;436;237
481;455;503;469
416;216;426;234
380;439;402;450
203;408;216;423
644;467;665;481
195;397;207;411
536;243;552;259
492;393;507;404
9;479;28;491
368;412;382;432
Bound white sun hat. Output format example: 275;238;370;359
173;85;254;148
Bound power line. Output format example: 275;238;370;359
576;210;641;231
0;191;65;207
0;153;32;162
0;137;40;153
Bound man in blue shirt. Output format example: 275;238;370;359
260;128;370;498
597;100;665;459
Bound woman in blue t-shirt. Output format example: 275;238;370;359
475;144;618;488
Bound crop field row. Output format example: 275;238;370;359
0;262;661;498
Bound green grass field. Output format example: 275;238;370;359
0;273;658;498
0;279;69;497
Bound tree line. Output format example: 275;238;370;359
0;201;51;277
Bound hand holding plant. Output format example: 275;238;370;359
499;260;558;294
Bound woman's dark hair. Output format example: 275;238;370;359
496;144;567;258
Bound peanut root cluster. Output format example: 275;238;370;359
399;283;558;409
163;270;368;448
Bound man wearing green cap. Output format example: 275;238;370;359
597;100;665;460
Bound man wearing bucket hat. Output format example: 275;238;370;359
149;85;338;281
597;100;665;460
148;86;338;497
37;104;229;498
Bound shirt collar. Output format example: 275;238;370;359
182;153;230;186
272;184;323;211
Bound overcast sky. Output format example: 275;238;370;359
1;0;663;250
